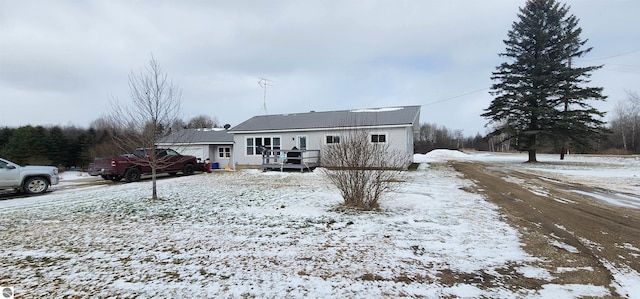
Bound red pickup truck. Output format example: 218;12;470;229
94;148;198;182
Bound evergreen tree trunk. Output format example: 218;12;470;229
528;135;537;162
528;150;537;162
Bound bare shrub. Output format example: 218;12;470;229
322;129;410;210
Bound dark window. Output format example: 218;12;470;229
371;134;386;143
326;135;340;144
219;147;231;158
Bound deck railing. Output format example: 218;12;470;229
261;149;320;171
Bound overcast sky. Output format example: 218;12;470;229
1;0;638;135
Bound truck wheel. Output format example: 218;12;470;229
124;168;141;183
182;164;195;175
23;177;49;194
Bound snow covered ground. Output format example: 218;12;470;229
416;150;640;207
0;151;638;298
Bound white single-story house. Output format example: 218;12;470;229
158;128;234;169
228;105;420;170
159;105;420;170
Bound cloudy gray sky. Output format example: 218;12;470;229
1;0;638;135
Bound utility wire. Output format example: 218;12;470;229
424;49;639;107
582;48;640;62
573;48;640;74
423;87;489;106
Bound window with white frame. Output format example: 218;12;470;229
218;147;231;158
245;137;281;155
325;135;341;144
297;135;307;150
370;133;387;143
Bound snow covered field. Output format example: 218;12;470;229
416;150;640;207
0;151;638;298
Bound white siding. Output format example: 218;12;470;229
213;146;232;166
232;126;413;167
173;145;206;161
156;143;235;164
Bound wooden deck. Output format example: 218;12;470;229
261;149;320;172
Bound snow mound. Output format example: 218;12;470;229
425;149;470;159
414;149;470;163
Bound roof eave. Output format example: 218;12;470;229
157;141;235;145
230;123;413;134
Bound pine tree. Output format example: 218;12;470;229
482;0;606;162
46;126;69;167
5;126;49;165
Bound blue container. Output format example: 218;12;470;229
212;162;219;169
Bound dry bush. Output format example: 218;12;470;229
321;130;410;210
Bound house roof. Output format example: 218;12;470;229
159;128;234;144
229;105;421;133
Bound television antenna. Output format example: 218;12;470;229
258;77;272;115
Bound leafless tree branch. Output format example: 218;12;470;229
105;56;185;199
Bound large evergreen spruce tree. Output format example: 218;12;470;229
483;0;606;162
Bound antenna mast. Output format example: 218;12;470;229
258;77;272;115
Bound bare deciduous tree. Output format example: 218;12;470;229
321;129;411;210
186;115;219;128
610;91;640;153
107;56;184;199
414;123;476;152
486;120;512;152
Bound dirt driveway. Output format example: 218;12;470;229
452;161;640;297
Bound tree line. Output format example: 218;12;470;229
413;107;640;155
0;114;220;168
0;125;108;167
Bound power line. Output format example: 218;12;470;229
423;50;639;107
423;87;489;106
584;48;640;62
573;48;640;74
599;64;640;74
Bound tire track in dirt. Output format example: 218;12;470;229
452;161;640;297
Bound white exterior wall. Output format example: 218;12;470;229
172;145;207;161
232;126;414;167
158;143;234;166
210;145;233;168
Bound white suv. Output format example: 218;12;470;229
0;157;59;195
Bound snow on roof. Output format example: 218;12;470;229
349;107;403;113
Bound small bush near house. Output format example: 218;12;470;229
321;130;410;210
